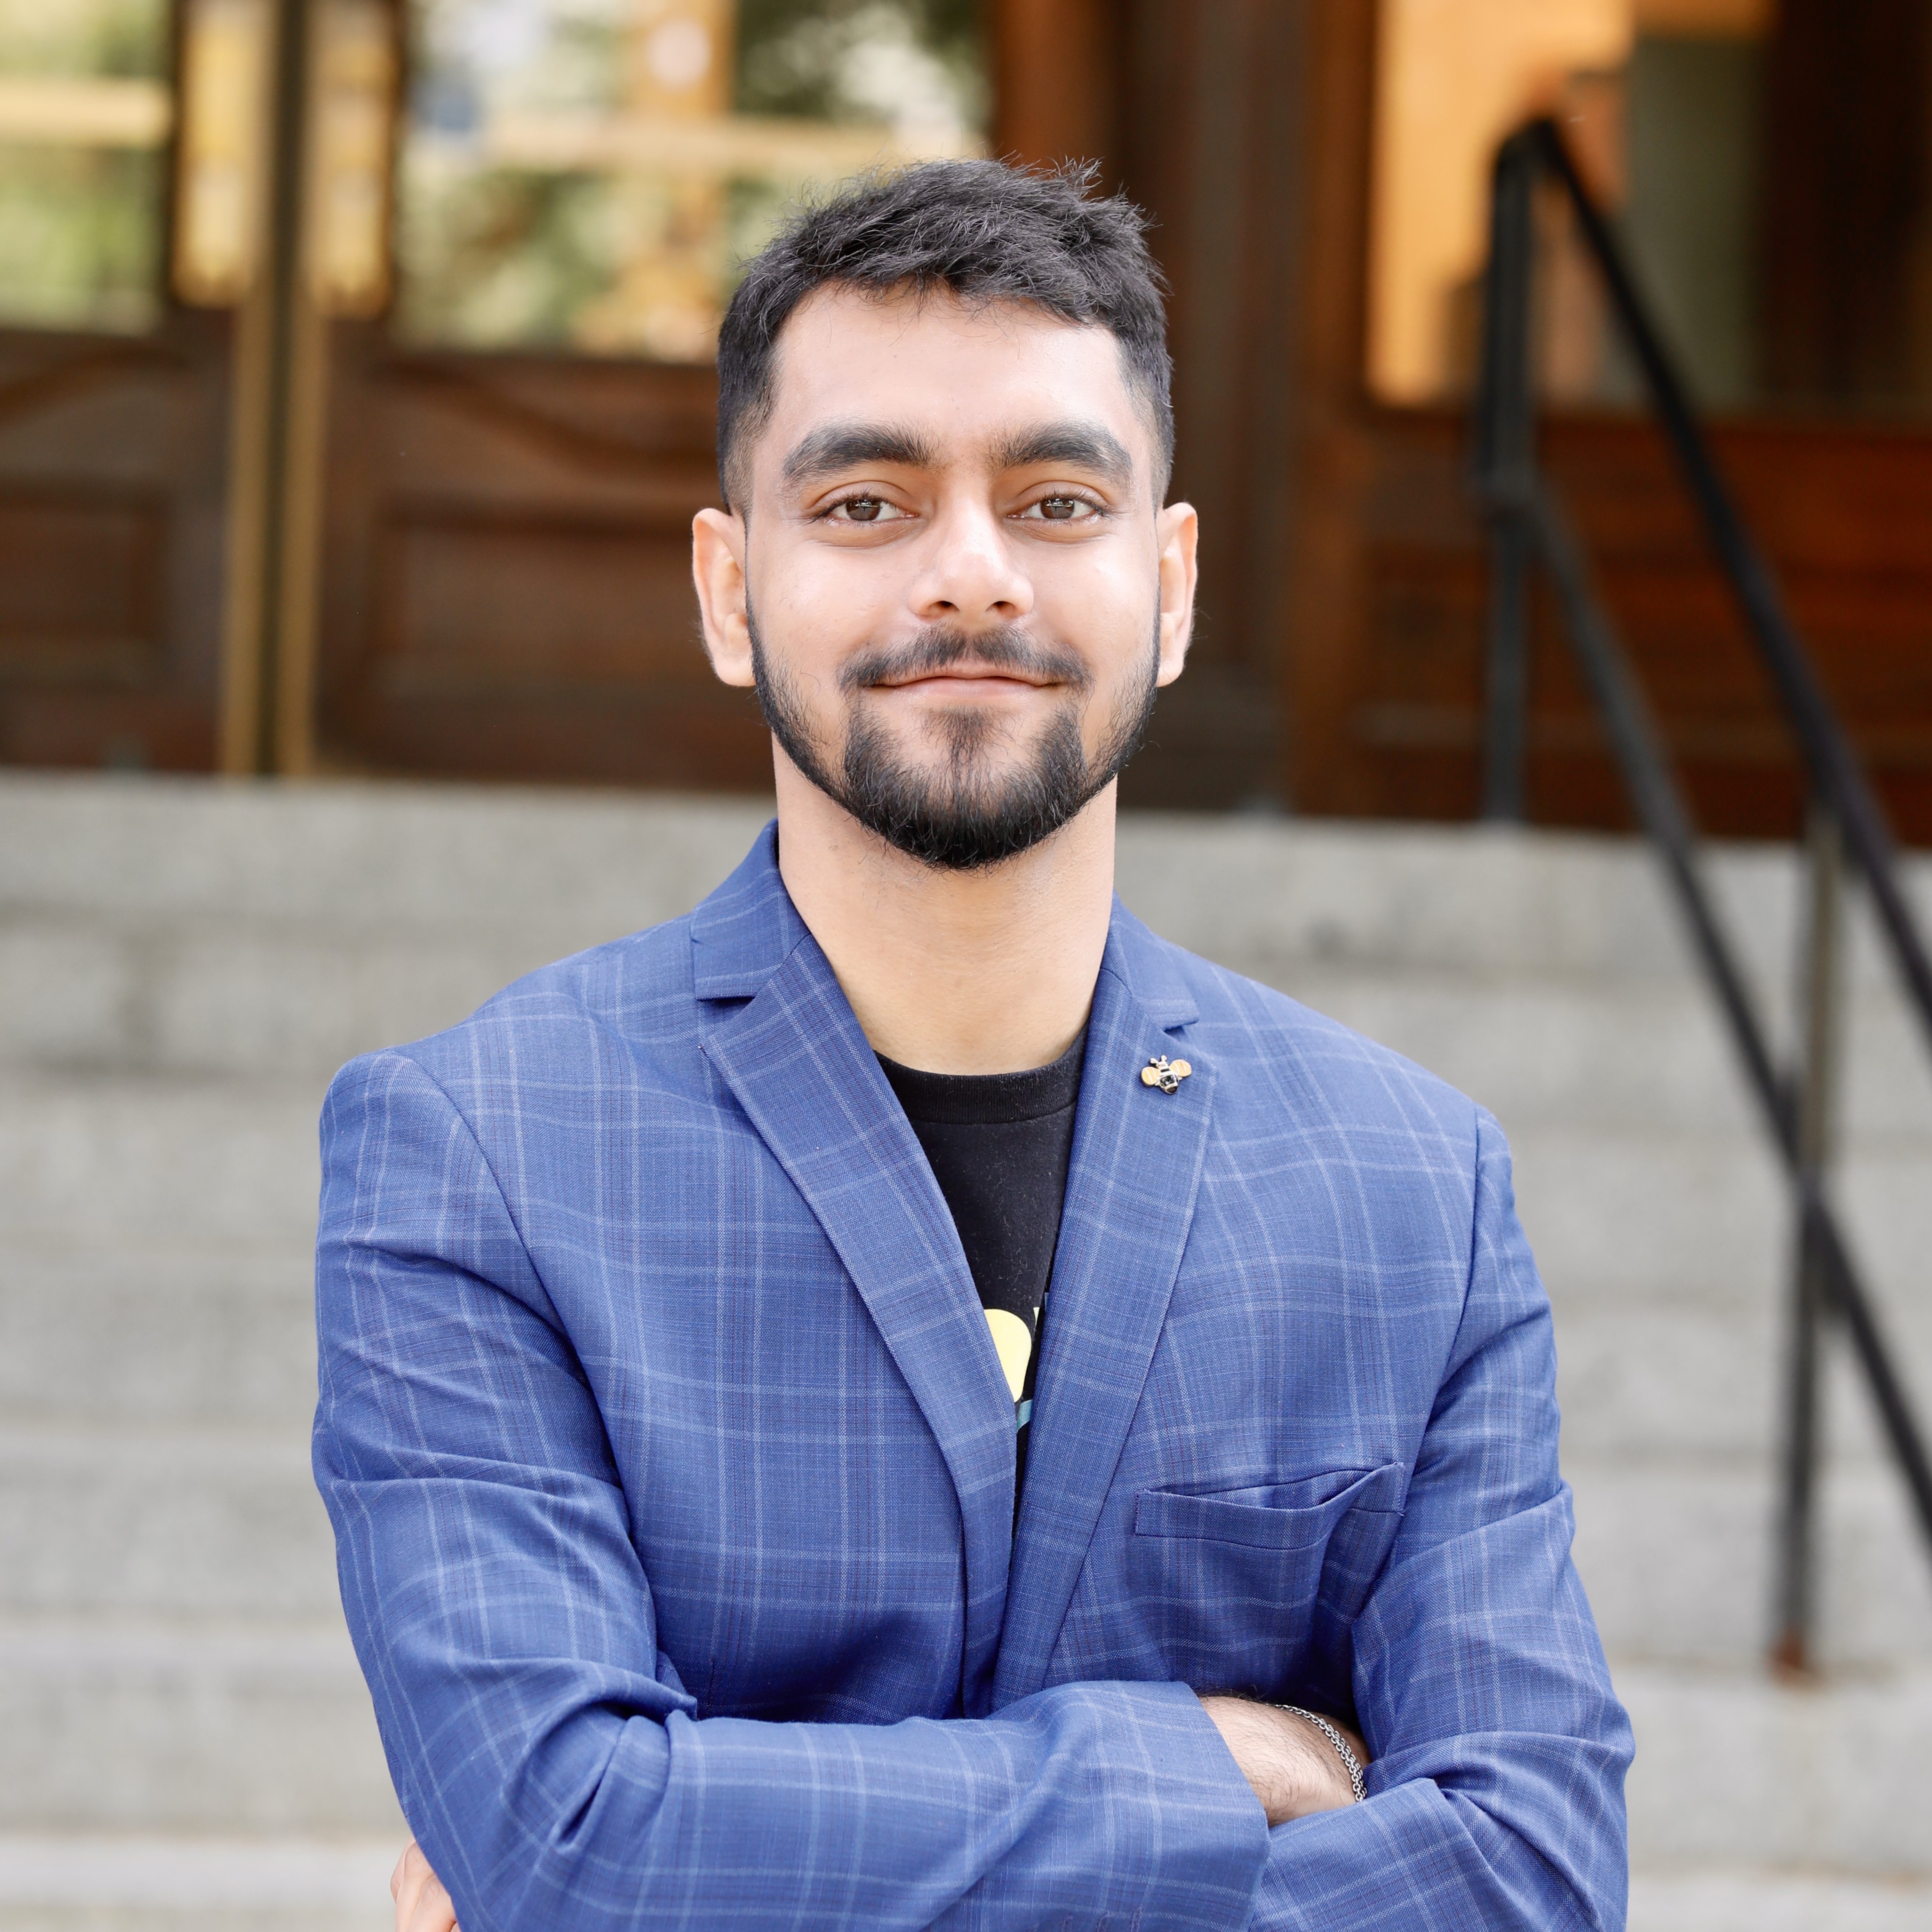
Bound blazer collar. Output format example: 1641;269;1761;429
687;829;1213;1716
688;821;807;998
692;827;1015;1713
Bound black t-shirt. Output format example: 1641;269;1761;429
877;1031;1086;1518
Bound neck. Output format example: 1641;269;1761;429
772;750;1117;1075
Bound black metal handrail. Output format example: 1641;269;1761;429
1473;116;1932;1671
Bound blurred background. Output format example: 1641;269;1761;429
0;1;1930;1927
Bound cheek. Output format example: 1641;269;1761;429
753;564;877;695
1038;555;1158;671
756;547;894;687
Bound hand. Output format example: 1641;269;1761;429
1198;1697;1369;1826
391;1840;458;1932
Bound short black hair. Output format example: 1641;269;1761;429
715;159;1173;512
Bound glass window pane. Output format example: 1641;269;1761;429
0;0;171;332
394;0;988;360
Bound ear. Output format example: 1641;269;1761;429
693;507;753;688
1153;501;1199;687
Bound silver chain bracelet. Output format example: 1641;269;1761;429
1276;1705;1367;1804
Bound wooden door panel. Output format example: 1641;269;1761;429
311;331;767;785
0;318;232;770
0;490;167;683
374;508;704;694
1310;405;1932;842
1108;0;1304;810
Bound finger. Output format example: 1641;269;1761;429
394;1844;436;1931
397;1850;458;1932
391;1842;412;1902
412;1872;459;1932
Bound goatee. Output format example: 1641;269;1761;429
750;613;1159;871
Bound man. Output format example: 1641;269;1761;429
317;160;1631;1932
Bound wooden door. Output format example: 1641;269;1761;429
308;335;745;785
0;2;235;771
0;1;1086;792
301;0;996;788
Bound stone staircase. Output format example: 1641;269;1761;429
0;773;1927;1931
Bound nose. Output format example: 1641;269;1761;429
905;496;1034;630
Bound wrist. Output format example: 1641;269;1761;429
1198;1694;1365;1826
1273;1704;1367;1806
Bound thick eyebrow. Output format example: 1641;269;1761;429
990;422;1136;490
778;422;940;492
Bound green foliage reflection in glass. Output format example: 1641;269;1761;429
395;0;986;360
0;0;169;332
734;0;982;127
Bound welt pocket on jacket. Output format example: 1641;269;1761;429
1131;1463;1407;1553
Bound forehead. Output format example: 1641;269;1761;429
758;284;1149;475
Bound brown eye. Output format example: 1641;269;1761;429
1025;495;1102;523
842;497;884;522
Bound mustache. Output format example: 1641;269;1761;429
838;624;1094;696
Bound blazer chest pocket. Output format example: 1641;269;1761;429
1128;1464;1407;1697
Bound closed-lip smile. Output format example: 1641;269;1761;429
874;661;1055;695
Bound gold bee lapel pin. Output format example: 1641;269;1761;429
1141;1054;1192;1094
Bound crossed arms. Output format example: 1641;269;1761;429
389;1702;1367;1932
314;1056;1631;1932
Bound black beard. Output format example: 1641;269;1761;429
749;612;1160;872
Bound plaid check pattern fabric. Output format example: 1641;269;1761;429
313;824;1631;1931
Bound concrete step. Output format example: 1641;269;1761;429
0;1620;400;1836
1629;1869;1932;1932
0;778;771;936
1620;1662;1932;1878
12;910;1932;1139
1512;1126;1932;1318
0;1431;335;1621
0;1253;312;1430
2;1853;1926;1932
0;1835;396;1932
8;921;1930;1167
18;1640;1916;1883
5;1419;1929;1672
1285;966;1932;1144
1572;1458;1932;1668
1555;1302;1932;1465
10;1860;1924;1932
0;1079;319;1252
1118;813;1932;998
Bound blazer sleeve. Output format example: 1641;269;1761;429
1247;1106;1633;1932
312;1049;1269;1932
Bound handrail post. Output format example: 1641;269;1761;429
1772;804;1846;1676
1476;135;1539;824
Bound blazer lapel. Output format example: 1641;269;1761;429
993;906;1214;1706
691;830;1017;1715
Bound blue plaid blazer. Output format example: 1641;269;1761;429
315;825;1630;1932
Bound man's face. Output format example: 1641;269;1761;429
694;284;1197;869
